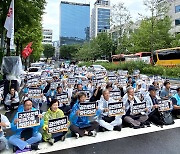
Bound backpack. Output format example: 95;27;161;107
161;111;174;125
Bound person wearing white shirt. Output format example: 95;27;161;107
4;87;19;111
122;87;149;129
0;114;11;150
98;89;122;131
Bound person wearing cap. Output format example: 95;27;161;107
144;85;164;126
98;89;122;131
122;86;149;129
171;87;180;118
160;81;172;100
0;114;11;151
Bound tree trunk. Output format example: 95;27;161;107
16;40;19;56
6;38;11;56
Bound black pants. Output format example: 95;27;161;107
70;121;99;137
52;131;67;142
59;105;71;116
148;109;164;126
172;109;180;117
4;102;19;110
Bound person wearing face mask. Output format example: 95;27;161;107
70;92;99;139
98;89;122;131
46;86;57;105
42;99;69;145
9;99;44;152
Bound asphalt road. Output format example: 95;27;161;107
46;127;180;154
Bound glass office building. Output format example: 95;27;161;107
90;0;111;38
60;1;90;46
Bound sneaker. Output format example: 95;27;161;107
61;135;66;141
177;115;180;119
133;125;141;129
13;146;19;153
140;123;145;128
48;138;55;146
88;131;97;137
113;125;122;131
75;133;79;139
31;143;39;150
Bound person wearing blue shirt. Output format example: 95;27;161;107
70;92;99;139
9;99;44;152
172;87;180;118
160;80;172;100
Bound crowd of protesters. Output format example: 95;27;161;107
0;64;179;153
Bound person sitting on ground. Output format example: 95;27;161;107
127;76;136;89
9;99;43;152
171;87;180;118
144;86;164;127
122;86;149;129
46;86;57;105
43;99;69;145
160;80;172;100
0;114;11;151
4;87;19;111
90;84;103;102
56;86;71;116
70;83;85;109
70;92;99;139
98;89;122;131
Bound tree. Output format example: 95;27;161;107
60;44;80;59
43;44;55;59
143;0;170;53
111;2;132;54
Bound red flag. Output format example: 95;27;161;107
22;42;33;59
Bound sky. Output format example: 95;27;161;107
42;0;149;41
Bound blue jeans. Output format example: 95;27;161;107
0;132;9;150
9;133;42;150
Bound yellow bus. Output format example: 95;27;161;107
153;47;180;66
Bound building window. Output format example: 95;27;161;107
175;19;180;26
175;5;180;13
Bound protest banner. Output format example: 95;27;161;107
48;116;68;133
108;75;117;82
56;93;69;104
79;102;97;116
110;91;121;100
158;100;171;112
108;102;124;116
28;88;42;98
131;102;146;115
17;110;40;129
0;86;4;100
78;90;90;100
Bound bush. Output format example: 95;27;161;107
78;61;180;78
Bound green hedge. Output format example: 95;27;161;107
78;61;180;78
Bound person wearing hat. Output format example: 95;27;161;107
160;80;172;100
144;85;164;127
171;87;180;118
0;114;11;151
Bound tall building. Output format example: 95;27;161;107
90;0;111;38
60;1;90;46
42;29;53;45
168;0;180;34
